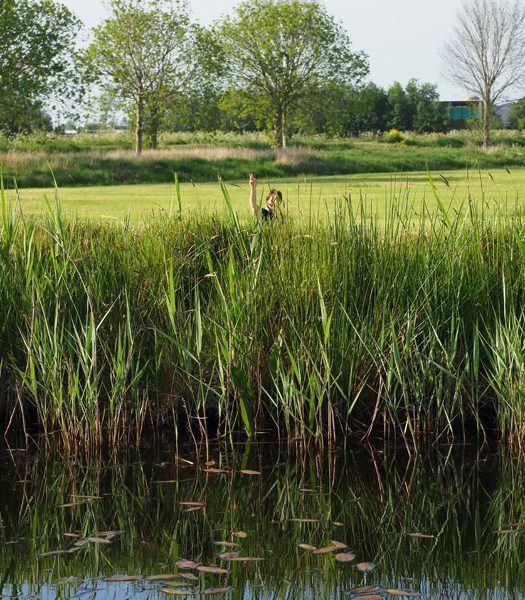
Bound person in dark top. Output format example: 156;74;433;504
248;173;282;220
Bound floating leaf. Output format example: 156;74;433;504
180;502;206;508
70;495;101;500
356;562;376;573
103;575;144;582
202;588;234;596
335;553;356;562
197;566;229;574
333;521;344;527
350;595;382;600
183;507;204;513
386;590;421;597
179;573;199;581
233;531;248;538
37;550;66;557
205;460;216;467
145;574;180;581
175;560;200;570
297;544;317;551
212;541;239;548
239;470;261;475
226;556;264;562
203;468;228;474
348;586;382;595
406;532;435;539
88;537;111;544
94;531;122;539
331;540;348;549
160;589;193;596
313;544;343;554
495;529;518;534
218;551;241;560
289;518;320;524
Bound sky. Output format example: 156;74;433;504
63;0;468;100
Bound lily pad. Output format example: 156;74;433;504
356;562;376;573
335;552;356;562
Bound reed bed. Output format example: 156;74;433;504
1;179;525;449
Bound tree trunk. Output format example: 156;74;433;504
151;128;158;150
135;98;144;156
482;97;490;148
273;108;283;148
281;109;287;148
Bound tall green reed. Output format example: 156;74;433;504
0;177;524;448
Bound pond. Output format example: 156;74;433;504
0;441;523;599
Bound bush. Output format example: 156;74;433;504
383;128;405;144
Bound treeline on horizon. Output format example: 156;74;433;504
5;0;525;155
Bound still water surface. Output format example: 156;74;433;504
0;442;523;599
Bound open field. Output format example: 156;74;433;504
5;166;525;222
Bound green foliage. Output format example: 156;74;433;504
5;130;525;187
83;0;205;153
0;0;82;135
1;183;525;447
507;98;525;129
217;0;369;147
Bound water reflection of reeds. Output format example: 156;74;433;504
0;444;524;598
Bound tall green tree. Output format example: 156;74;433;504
218;0;368;148
507;98;525;129
0;0;82;135
405;80;448;133
387;82;412;131
85;0;203;154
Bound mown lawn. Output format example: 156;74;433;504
5;166;525;223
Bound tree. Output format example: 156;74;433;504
387;82;412;131
218;0;368;148
442;0;525;146
507;98;525;129
85;0;199;154
405;80;449;133
0;0;82;135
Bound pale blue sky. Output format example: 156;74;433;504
64;0;468;99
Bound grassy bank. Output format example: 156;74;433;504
2;182;525;449
3;130;525;187
4;167;523;223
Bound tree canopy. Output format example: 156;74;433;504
217;0;369;147
84;0;209;154
0;0;82;135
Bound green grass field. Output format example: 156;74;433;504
6;166;525;222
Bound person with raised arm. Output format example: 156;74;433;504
248;173;282;220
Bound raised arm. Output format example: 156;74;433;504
249;173;260;217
